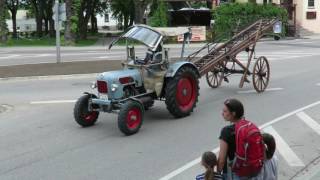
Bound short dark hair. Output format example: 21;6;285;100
224;98;244;119
262;133;276;159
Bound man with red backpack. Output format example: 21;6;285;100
217;99;265;180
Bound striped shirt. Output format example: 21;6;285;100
196;172;223;180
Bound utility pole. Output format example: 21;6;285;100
55;0;61;63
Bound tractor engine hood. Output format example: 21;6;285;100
96;69;143;100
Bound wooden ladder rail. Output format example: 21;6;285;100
198;19;277;77
194;20;276;76
189;20;262;65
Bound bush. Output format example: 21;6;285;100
149;0;168;27
213;3;288;40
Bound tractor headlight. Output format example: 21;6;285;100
111;84;118;92
91;82;97;89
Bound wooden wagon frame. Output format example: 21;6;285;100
187;19;280;93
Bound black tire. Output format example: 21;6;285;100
74;94;99;127
274;35;280;41
144;100;154;110
165;66;199;118
118;100;144;135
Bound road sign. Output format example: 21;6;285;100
52;3;66;21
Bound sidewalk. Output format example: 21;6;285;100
291;156;320;180
0;60;122;79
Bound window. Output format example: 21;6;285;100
104;14;109;23
308;0;315;7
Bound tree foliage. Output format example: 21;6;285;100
110;0;134;30
213;3;288;39
149;0;168;27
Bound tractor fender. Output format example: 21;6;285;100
165;61;200;78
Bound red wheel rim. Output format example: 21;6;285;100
126;107;142;129
176;75;197;111
84;112;98;122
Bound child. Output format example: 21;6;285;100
261;133;278;180
252;133;278;180
196;151;223;180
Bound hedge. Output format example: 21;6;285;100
213;3;288;40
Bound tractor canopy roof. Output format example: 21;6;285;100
109;25;190;51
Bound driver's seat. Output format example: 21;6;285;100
135;50;153;65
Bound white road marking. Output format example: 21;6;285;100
97;55;126;59
0;50;12;54
296;112;320;136
160;101;320;180
87;51;102;53
263;126;305;167
316;83;320;86
35;54;53;57
237;88;283;94
0;55;20;59
30;100;76;104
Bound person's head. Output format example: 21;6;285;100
262;133;276;160
201;151;218;180
201;151;217;169
222;98;244;122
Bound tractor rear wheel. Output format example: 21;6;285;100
165;66;199;118
74;94;99;127
118;100;144;135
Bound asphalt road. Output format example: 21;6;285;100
1;38;320;180
0;38;319;66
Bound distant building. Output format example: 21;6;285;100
6;10;36;32
95;12;120;32
6;10;120;33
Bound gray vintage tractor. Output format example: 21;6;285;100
74;25;200;135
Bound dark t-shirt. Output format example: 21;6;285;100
219;124;236;173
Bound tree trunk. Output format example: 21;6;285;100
44;18;49;35
31;0;43;37
45;0;55;37
0;0;8;43
49;19;55;37
64;0;75;45
78;0;93;40
134;1;148;24
36;17;43;37
123;16;129;30
12;10;17;38
91;15;97;33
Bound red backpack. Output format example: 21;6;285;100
232;119;265;177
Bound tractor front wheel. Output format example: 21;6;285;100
74;94;99;127
165;66;199;118
118;100;144;135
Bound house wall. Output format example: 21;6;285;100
96;13;119;31
294;0;320;33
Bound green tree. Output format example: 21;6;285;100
64;0;77;45
6;0;19;38
111;0;134;29
149;0;168;27
77;0;95;39
0;0;8;43
42;0;55;37
133;0;152;24
29;0;44;37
